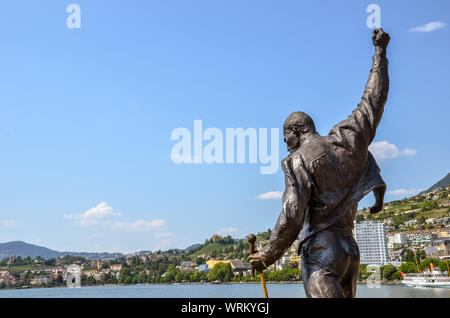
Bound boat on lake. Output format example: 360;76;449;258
401;263;450;288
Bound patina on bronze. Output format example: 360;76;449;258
250;28;390;298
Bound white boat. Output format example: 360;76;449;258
401;266;450;288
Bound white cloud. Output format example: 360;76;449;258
1;220;21;228
409;21;446;32
387;188;423;196
65;202;166;233
104;219;166;232
64;201;122;226
256;191;283;200
369;141;416;161
218;227;240;235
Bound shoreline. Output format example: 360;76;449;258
0;280;404;291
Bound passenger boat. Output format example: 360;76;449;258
401;263;450;288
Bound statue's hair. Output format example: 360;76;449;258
283;111;316;134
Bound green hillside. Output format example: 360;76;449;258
184;230;272;261
357;184;450;231
189;242;236;257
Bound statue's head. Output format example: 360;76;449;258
283;111;317;153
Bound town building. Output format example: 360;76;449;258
180;261;197;268
426;218;437;224
431;238;450;257
230;260;251;276
205;259;231;269
94;272;105;281
256;241;266;252
0;271;11;278
405;219;418;227
274;255;291;270
353;221;388;266
424;246;440;258
179;267;196;273
110;264;123;271
407;232;437;248
31;276;52;285
387;248;406;262
386;232;408;249
289;255;301;269
198;264;210;273
436;217;450;225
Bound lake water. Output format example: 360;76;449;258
1;283;449;298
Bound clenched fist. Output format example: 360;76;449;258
372;28;390;52
249;251;267;273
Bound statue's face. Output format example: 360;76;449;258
283;128;300;153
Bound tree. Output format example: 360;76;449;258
191;271;207;282
437;260;450;272
391;271;402;281
118;267;131;284
403;249;425;264
44;258;56;266
381;265;397;281
208;263;233;282
267;268;301;282
416;249;426;263
359;264;369;280
56;274;64;285
399;262;418;273
161;264;179;283
419;258;440;271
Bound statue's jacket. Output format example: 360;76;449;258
260;52;389;267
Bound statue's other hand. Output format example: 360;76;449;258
372;28;390;49
369;201;383;214
249;252;266;273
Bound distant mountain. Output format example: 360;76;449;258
0;241;61;260
135;250;152;255
60;251;123;260
0;241;123;260
184;244;201;251
422;172;450;194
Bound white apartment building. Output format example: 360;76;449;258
386;232;409;249
353;221;389;266
274;255;292;270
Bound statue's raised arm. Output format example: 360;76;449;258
329;28;390;150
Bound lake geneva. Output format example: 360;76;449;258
1;283;449;298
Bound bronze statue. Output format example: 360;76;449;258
250;28;390;298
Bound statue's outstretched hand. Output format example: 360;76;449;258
372;28;390;50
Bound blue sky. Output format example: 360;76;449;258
0;1;449;253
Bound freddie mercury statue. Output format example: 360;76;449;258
250;28;390;298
